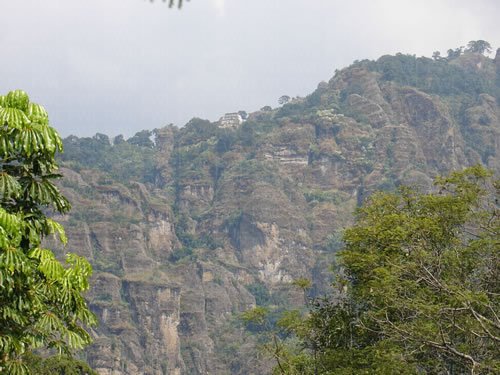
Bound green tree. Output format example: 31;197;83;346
241;306;309;375
23;353;98;375
282;167;499;374
466;40;492;55
127;129;154;148
241;280;315;375
447;47;464;59
278;95;291;105
113;134;125;145
0;90;96;374
432;51;442;61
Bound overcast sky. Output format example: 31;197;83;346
1;0;499;137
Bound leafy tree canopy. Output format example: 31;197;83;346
267;166;499;374
61;132;158;185
466;40;493;55
23;353;98;375
279;95;291;105
0;90;96;374
127;129;154;148
365;52;494;96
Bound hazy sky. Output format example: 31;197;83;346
1;0;499;137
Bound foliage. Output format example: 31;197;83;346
448;46;465;60
291;278;311;291
176;118;218;147
466;40;492;55
23;353;98;375
245;282;272;306
365;52;495;96
303;190;344;205
60;133;158;184
240;305;299;374
229;159;280;186
432;51;443;61
241;282;313;375
168;246;194;263
279;166;499;374
0;90;96;373
127;130;154;148
237;120;257;147
275;101;309;120
278;95;291;105
215;128;237;153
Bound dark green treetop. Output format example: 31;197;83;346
466;40;493;55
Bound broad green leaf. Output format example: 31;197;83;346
35;311;64;333
46;218;67;245
0;247;28;273
47;125;64;152
28;102;49;126
31;248;64;279
41;124;56;152
5;90;30;112
5;361;29;375
2;306;28;325
0;207;21;233
0;133;13;156
0;107;30;128
39;256;64;280
66;330;87;350
0;172;21;199
15;125;43;157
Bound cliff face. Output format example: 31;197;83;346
53;51;499;374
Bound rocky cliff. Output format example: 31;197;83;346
52;49;499;374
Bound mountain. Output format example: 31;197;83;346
51;47;500;374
